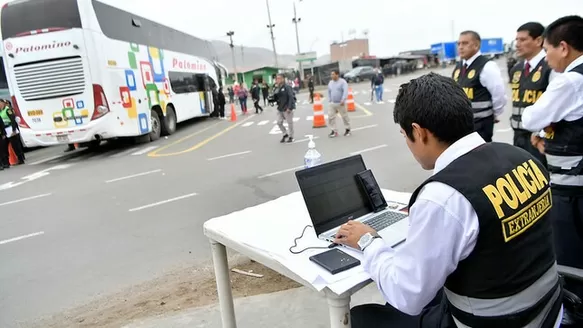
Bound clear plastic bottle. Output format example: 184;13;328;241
304;135;322;168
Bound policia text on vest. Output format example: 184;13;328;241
409;142;559;327
509;59;551;166
483;158;550;241
453;56;497;142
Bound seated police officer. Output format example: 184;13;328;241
335;73;562;327
522;15;583;325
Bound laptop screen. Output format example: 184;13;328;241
295;155;371;235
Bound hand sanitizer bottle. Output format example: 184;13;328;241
304;135;322;168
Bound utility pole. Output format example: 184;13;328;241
226;31;238;83
292;0;303;80
265;0;279;69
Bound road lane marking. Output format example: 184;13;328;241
349;144;388;155
258;120;269;125
351;124;378;132
354;103;373;116
258;165;304;179
207;151;252;161
496;128;512;133
105;169;162;183
132;145;159;155
0;193;52;207
129;192;198;212
27;155;68;166
293;136;320;144
148;115;255;157
242;122;254;127
0;231;45;245
109;147;139;158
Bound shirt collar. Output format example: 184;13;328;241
463;52;482;67
526;50;546;69
566;54;583;72
433;132;486;175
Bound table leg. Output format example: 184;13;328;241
210;239;237;328
326;290;352;328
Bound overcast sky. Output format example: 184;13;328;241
1;0;581;57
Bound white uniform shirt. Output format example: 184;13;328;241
522;55;583;132
462;52;507;117
362;132;562;326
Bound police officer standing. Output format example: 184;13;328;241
509;22;553;166
522;15;583;324
453;31;507;142
0;99;24;167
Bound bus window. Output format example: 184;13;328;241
0;57;8;89
169;71;198;94
1;0;82;40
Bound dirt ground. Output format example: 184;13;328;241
31;259;301;328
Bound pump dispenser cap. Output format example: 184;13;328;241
305;134;315;149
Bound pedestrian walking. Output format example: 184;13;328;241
0;99;24;166
217;87;226;119
327;69;351;138
251;80;264;114
275;74;295;143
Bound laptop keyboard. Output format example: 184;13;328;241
365;211;408;231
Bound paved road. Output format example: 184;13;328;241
0;63;514;327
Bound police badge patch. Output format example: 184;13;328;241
468;69;476;79
512;71;522;83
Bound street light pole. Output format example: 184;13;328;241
265;0;279;69
292;0;303;80
226;31;238;83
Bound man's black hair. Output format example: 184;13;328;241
393;73;474;144
331;69;339;75
543;15;583;51
517;22;545;40
460;30;481;43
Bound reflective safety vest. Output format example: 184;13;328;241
544;63;583;195
509;59;551;131
452;55;494;120
0;106;11;126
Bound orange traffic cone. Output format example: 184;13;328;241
230;103;237;122
8;143;17;165
312;94;326;128
347;88;355;112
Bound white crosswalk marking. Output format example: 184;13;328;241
258;120;269;125
242;122;254;127
306;116;313;121
109;147;139;158
293;117;300;122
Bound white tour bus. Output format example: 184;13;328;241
1;0;228;148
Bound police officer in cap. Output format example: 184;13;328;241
522;15;583;324
509;22;554;166
337;73;562;327
0;98;24;167
453;30;507;142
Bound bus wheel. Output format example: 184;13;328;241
162;105;177;136
150;110;161;141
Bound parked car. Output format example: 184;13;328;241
382;60;416;76
343;66;377;83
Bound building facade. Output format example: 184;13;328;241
330;39;370;62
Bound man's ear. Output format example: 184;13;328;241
411;123;429;143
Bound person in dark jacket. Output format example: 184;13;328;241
251;80;264;114
210;85;220;118
275;74;296;143
0;99;24;166
308;75;315;104
261;82;269;106
217;87;226;119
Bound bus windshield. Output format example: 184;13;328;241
1;0;82;40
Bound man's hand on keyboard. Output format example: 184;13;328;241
334;220;377;249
